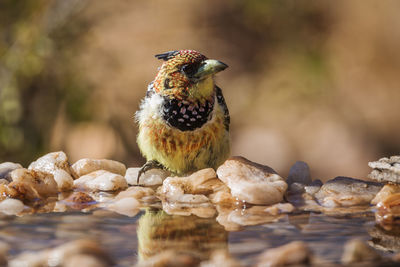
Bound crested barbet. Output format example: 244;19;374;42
136;50;230;178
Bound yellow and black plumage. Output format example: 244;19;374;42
136;50;230;177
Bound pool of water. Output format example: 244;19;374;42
1;208;396;266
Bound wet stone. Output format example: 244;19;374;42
304;179;323;196
255;241;312;267
126;167;169;186
217;156;287;205
368;155;400;184
158;168;226;217
28;151;74;191
371;184;400;205
286;161;312;186
9;239;114;267
341;239;381;264
10;168;59;199
62;192;96;210
74;170;128;192
71;158;126;177
375;192;400;226
200;250;242;267
314;176;383;207
0;162;23;181
0;198;24;215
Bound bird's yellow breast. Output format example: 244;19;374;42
137;100;230;175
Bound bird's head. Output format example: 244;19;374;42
152;50;228;102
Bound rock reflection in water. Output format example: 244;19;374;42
137;208;228;262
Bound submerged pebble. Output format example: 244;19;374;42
255;241;312;267
74;170;128;192
71;158;126;177
341;239;381;264
217;156;287;205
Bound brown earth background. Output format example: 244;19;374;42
1;0;400;181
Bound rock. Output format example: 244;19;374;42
64;254;110;267
158;168;228;217
28;151;74;191
0;198;24;215
200;250;242;267
0;162;23;181
341;239;381;264
115;186;157;203
368;225;400;253
135;250;201;267
286;161;312;186
9;239;114;267
216;156;287;205
11;168;58;198
371;184;400;205
62;192;96;210
74;170;128;191
107;186;157;216
368;156;400;183
52;169;74;191
107;197;140;217
314;176;382;207
304;179;323;196
255;241;311;267
375;192;400;226
71;158;126;177
125;167;169;186
0;241;9;266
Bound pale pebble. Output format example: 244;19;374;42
125;167;168;186
28;151;72;175
74;170;128;191
217;156;287;205
107;197;140;217
0;198;24;215
71;158;126;177
255;241;311;267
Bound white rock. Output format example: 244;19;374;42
28;151;71;174
28;151;74;191
0;198;24;215
0;162;23;181
53;169;74;191
74;170;128;191
125;167;168;186
107;197;140;217
217;156;287;205
71;158;126;177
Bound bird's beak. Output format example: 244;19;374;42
193;59;228;79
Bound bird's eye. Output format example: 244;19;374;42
181;64;198;76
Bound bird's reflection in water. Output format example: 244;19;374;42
137;208;228;262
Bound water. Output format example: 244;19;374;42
0;208;396;266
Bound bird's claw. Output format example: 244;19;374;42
137;160;165;184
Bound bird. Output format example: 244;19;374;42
135;49;230;180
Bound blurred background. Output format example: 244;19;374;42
1;0;400;180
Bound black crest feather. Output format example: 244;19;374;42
155;51;179;61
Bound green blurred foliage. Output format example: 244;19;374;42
0;0;92;165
